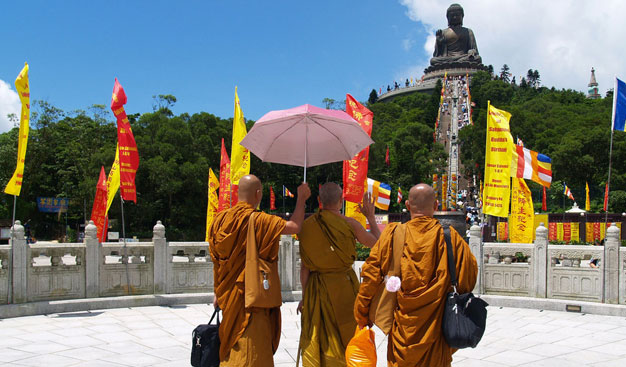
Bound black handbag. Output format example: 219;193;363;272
191;307;221;367
441;227;488;349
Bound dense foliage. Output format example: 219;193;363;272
460;71;626;213
1;72;624;240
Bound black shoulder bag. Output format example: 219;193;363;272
191;307;221;367
442;227;488;349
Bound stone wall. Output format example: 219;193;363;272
469;222;624;304
0;220;301;308
3;219;625;315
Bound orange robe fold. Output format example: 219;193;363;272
354;217;477;367
208;202;286;364
298;211;359;367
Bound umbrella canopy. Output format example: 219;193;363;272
241;104;374;179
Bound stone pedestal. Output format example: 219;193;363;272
153;221;167;294
11;221;27;304
533;223;548;298
85;221;99;298
469;225;482;293
605;223;620;304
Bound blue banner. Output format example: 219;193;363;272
37;197;69;213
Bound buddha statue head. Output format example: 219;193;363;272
447;4;464;27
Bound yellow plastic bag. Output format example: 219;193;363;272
345;326;377;367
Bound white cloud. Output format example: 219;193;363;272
0;79;21;133
399;0;626;95
402;38;416;51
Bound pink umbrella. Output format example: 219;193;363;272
240;104;374;181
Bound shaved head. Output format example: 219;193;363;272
238;174;262;205
320;182;343;209
407;183;437;216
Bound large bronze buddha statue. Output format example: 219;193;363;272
427;4;484;72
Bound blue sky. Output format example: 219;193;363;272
0;1;429;130
2;1;625;133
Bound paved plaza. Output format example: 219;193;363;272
2;302;626;366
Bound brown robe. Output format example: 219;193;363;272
354;217;477;367
208;202;286;364
298;210;359;367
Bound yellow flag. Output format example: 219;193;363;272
5;63;30;196
483;102;514;217
509;178;534;243
345;201;367;229
585;182;591;211
230;87;250;185
105;145;121;215
206;168;219;241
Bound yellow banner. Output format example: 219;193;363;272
571;223;580;242
105;145;121;215
230;87;250;185
345;200;367;229
206;168;219;241
497;222;508;241
483;102;514;217
4;63;30;196
509;178;534;243
441;174;448;211
534;214;549;241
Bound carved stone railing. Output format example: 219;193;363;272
469;222;624;304
0;244;10;304
482;242;533;296
1;220;302;309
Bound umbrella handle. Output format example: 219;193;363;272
303;121;308;182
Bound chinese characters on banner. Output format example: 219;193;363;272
205;168;219;242
90;167;109;243
218;139;231;212
450;174;458;210
343;94;373;204
548;222;581;242
110;79;139;203
586;222;622;242
497;222;508;241
4;63;30;196
441;174;448;211
483;102;514;217
509;178;534;243
230;87;250;186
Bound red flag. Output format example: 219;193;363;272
218;139;231;211
604;182;609;212
110;78;139;203
343;94;373;202
542;186;547;211
385;146;390;166
90;166;108;242
270;186;277;210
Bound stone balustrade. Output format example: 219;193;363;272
1;220;301;309
470;222;624;304
2;219;625;316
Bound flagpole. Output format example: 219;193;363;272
8;195;16;304
605;128;614;228
119;194;131;296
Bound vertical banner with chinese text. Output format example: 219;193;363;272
441;174;448;211
5;63;30;196
483;102;514;217
231;87;250;186
205;168;219;241
343;94;373;203
509;178;534;243
218;139;231;212
90;166;108;242
111;79;139;203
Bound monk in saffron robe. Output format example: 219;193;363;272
297;183;381;366
354;184;477;367
209;175;311;366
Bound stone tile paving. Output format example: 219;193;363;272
2;302;626;366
